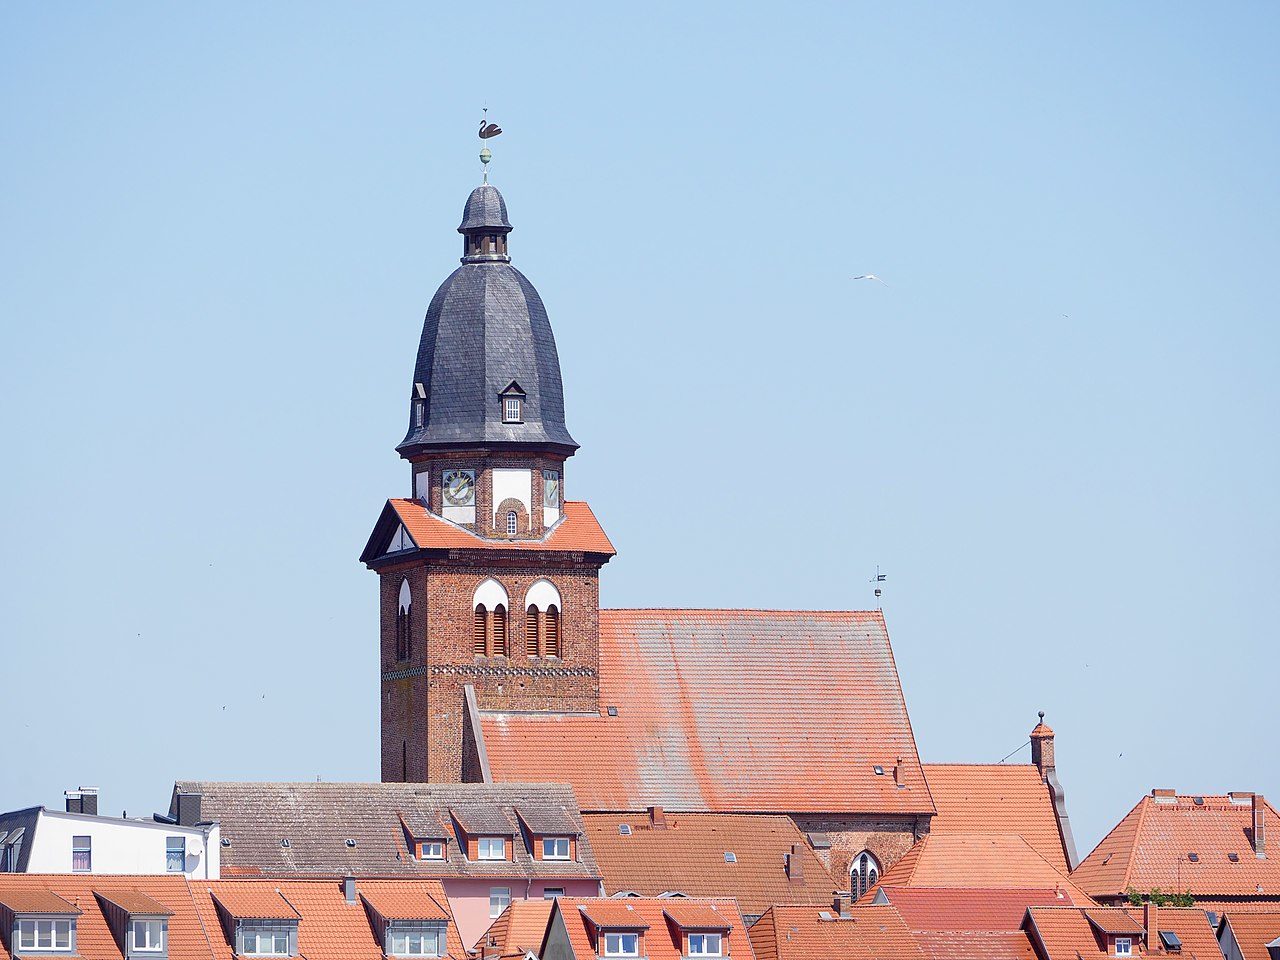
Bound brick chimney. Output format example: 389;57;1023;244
648;805;667;830
786;844;805;883
832;894;851;917
1030;712;1055;780
1143;901;1159;949
1253;794;1266;859
64;787;98;816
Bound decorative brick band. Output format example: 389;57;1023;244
382;666;427;681
429;662;597;680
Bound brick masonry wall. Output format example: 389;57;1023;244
409;452;567;537
789;814;926;889
381;554;603;783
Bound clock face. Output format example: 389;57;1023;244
543;471;560;507
443;469;476;507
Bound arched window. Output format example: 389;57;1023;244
526;605;540;657
492;604;508;657
395;579;412;661
473;605;488;656
851;851;880;901
546;604;561;658
506;510;518;535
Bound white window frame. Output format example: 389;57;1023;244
688;933;722;957
166;836;186;873
239;923;292;957
387;921;446;957
131;919;165;953
17;919;74;952
543;887;565;900
71;835;91;872
489;887;511;919
1114;938;1132;957
503;397;522;423
603;933;639;957
506;511;518;535
477;836;506;860
542;836;571;860
419;840;445;860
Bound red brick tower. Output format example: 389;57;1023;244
361;181;615;783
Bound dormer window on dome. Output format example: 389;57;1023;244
500;382;526;424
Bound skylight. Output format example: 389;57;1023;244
724;852;737;863
619;825;632;836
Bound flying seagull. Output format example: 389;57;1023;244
851;274;888;285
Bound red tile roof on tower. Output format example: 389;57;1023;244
1219;910;1280;960
382;499;615;555
554;898;752;960
748;904;925;960
923;764;1070;872
582;812;836;916
1071;791;1280;904
1023;905;1219;959
869;834;1093;903
479;609;933;815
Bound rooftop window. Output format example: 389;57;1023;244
130;919;165;954
688;933;722;957
387;921;446;957
17;919;74;953
542;837;571;860
502;397;522;423
1114;937;1132;957
237;922;296;957
603;933;639;957
418;840;445;861
478;837;506;861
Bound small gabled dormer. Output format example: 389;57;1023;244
359;884;451;959
450;807;514;862
578;903;649;959
662;904;732;960
212;889;300;958
515;808;580;862
0;890;81;956
96;890;173;959
499;381;527;425
1083;910;1143;959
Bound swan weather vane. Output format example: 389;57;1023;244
478;107;503;182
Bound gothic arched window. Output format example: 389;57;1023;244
492;604;508;657
395;579;412;661
525;580;563;658
546;604;561;659
472;579;510;658
851;851;880;901
506;510;519;535
473;605;488;657
526;605;540;657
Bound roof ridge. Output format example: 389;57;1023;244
1075;795;1146;878
1118;797;1150;893
602;608;887;615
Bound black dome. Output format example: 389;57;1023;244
397;185;577;456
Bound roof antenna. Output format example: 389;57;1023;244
478;106;503;183
869;565;886;602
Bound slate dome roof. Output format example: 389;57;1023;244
397;184;577;456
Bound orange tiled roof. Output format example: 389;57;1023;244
878;886;1074;930
210;886;300;920
660;902;736;929
359;885;452;921
382;499;615;556
480;900;554;956
557;898;752;960
748;904;924;960
870;834;1093;904
923;764;1069;872
1072;792;1280;900
93;889;173;915
1220;910;1280;960
1023;905;1219;959
482;609;933;815
583;812;836;916
0;889;80;914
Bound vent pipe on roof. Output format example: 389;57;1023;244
1253;795;1267;859
648;806;667;830
343;876;357;904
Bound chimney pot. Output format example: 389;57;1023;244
648;806;666;830
1030;715;1056;780
1253;794;1266;859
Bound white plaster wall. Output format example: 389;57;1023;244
491;469;531;524
524;579;562;612
24;811;220;878
542;506;559;527
473;578;510;610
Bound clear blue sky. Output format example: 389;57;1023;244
1;2;1276;857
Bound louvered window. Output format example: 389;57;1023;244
492;604;507;657
473;605;488;656
526;605;540;656
545;605;560;658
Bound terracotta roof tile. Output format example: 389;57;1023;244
482;610;933;815
878;887;1073;930
558;899;752;960
870;835;1092;904
583;813;836;917
1082;907;1144;935
1220;910;1280;960
480;900;554;956
359;886;452;922
1024;905;1218;960
0;889;81;914
93;889;173;916
383;500;615;556
922;765;1069;872
747;904;925;960
210;886;300;920
1072;792;1280;900
660;902;736;929
912;930;1037;960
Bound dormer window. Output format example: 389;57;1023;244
542;837;571;860
503;397;522;423
688;934;722;957
16;919;75;953
237;923;296;957
130;919;165;954
1114;938;1132;957
603;933;639;957
477;836;506;860
386;922;446;958
418;840;445;860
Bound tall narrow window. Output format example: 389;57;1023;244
851;850;880;900
526;605;540;657
506;511;518;535
72;835;91;872
502;397;522;423
396;579;412;661
474;605;488;656
545;604;561;658
166;836;185;872
492;604;507;657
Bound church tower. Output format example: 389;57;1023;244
361;179;615;783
